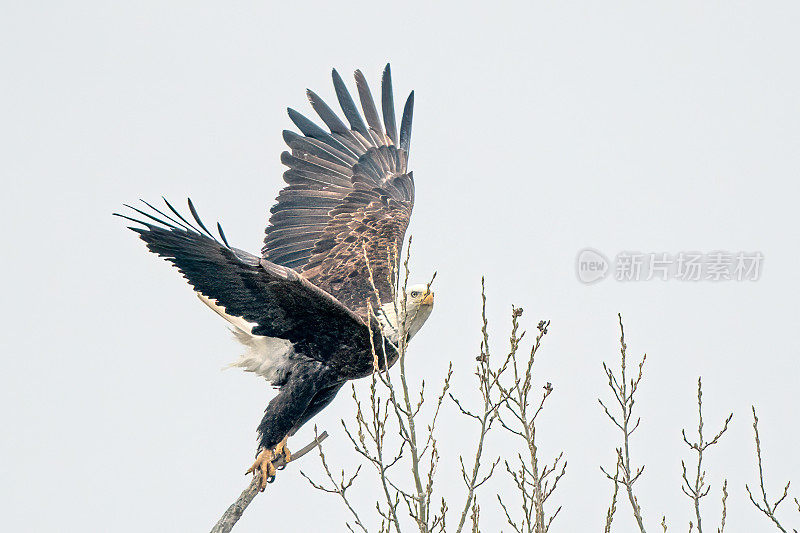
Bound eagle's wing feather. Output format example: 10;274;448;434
117;199;378;365
262;64;415;318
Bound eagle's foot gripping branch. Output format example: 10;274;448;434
274;436;291;464
246;436;291;490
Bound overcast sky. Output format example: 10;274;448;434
2;2;799;532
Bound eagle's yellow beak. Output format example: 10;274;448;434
421;292;434;306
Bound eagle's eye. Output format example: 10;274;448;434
410;290;420;298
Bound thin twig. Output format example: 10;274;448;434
604;462;620;533
496;310;564;533
745;406;793;533
600;314;648;533
717;480;727;533
301;427;369;533
680;377;732;533
454;279;506;533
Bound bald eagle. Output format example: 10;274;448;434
117;65;433;488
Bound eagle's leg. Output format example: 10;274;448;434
276;434;291;461
291;383;345;437
248;360;338;489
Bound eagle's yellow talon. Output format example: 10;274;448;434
247;436;292;489
247;449;277;490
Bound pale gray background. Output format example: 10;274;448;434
2;2;798;532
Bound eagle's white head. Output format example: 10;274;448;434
378;283;435;344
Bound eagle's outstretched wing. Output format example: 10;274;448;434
115;199;386;368
262;64;414;318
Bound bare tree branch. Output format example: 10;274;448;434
745;406;794;533
680;377;732;533
209;431;329;533
300;427;369;533
453;278;509;533
600;314;649;533
495;312;564;533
